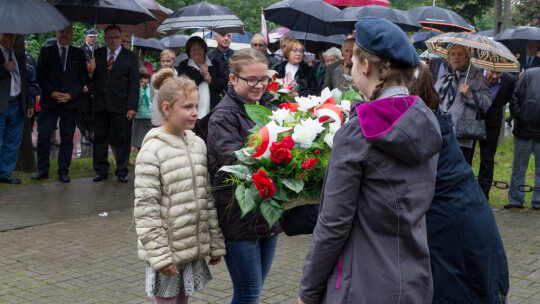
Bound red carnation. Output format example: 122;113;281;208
266;81;279;92
280;103;300;113
301;158;319;170
314;149;320;155
269;136;294;164
251;169;276;198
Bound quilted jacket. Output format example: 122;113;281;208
134;127;226;271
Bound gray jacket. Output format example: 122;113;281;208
435;64;491;148
299;87;442;304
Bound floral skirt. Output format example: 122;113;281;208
145;259;212;298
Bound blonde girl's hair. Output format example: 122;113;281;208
160;49;176;60
353;44;415;101
152;68;198;117
229;48;268;76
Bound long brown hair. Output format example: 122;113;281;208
353;45;415;101
412;63;439;110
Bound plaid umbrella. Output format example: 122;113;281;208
426;32;520;73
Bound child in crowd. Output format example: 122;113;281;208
150;49;177;127
134;68;225;304
131;68;152;150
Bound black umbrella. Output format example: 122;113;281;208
0;0;70;34
494;26;540;56
289;31;346;53
412;30;441;49
133;37;165;51
477;29;494;37
408;6;474;33
52;0;156;25
160;35;190;48
157;2;245;36
330;5;421;33
264;0;347;36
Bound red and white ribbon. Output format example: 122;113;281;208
250;121;293;159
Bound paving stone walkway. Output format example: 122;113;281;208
0;177;539;303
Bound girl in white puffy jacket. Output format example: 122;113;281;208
134;68;226;304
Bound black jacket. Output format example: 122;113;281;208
481;72;517;132
36;44;87;110
176;58;227;111
509;67;540;141
198;87;282;240
274;60;318;97
207;48;234;81
0;48;32;114
90;46;140;113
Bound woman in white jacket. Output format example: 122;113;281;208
134;68;226;304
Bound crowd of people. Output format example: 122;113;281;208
1;14;540;304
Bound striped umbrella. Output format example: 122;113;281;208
157;2;244;36
426;32;520;73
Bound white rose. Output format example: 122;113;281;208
292;125;318;149
292;118;326;149
268;108;293;126
295;96;320;112
324;133;335;148
339;99;352;112
329;123;341;134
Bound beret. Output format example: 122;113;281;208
355;17;420;67
84;29;98;36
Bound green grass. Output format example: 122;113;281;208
471;136;539;209
0;152;138;190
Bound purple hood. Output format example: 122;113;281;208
356;96;442;165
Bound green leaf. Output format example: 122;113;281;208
219;165;252;180
282;178;305;193
260;198;284;228
272;186;289;202
343;90;363;102
234;149;256;165
245;105;272;126
261;157;272;169
235;185;257;218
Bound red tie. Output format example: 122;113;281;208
107;54;114;74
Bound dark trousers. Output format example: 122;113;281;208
472;126;501;199
37;108;78;175
77;93;94;134
93;111;130;177
460;146;473;165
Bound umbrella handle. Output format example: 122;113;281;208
464;62;471;85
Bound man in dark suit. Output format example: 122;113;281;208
207;32;234;80
77;29;98;145
32;25;87;183
474;71;517;199
518;40;540;72
0;33;34;184
88;25;139;183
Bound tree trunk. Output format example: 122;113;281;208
503;0;511;30
494;0;503;35
13;34;37;173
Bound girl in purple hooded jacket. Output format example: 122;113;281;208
298;17;442;304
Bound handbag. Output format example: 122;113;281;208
455;90;487;140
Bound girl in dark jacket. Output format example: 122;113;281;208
176;37;227;122
273;40;318;98
415;62;509;304
198;48;281;304
298;17;442;304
